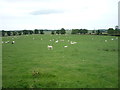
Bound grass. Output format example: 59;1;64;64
2;34;118;88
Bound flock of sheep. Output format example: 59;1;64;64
1;36;118;50
2;40;15;44
47;40;77;50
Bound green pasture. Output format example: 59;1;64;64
2;34;118;88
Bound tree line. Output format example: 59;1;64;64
1;28;120;36
1;28;66;36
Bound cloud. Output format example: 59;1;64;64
30;9;64;15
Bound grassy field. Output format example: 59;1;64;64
2;34;118;88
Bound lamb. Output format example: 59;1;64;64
48;45;53;50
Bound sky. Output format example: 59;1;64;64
0;0;119;30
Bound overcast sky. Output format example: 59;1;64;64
0;0;119;30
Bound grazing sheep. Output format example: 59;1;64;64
50;40;52;41
12;41;15;44
105;40;107;42
55;40;58;43
74;42;77;44
70;41;77;44
111;38;114;40
48;45;53;50
70;41;74;44
64;46;68;48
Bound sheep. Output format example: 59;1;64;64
70;41;74;44
70;41;77;44
64;46;68;48
55;40;58;43
12;41;15;44
73;42;77;44
33;38;35;40
48;45;53;50
116;37;118;39
50;40;52;41
111;38;114;40
105;40;107;42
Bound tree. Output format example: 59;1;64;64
23;30;29;35
29;30;33;35
71;29;79;34
92;30;95;33
96;30;101;35
40;30;44;34
82;29;88;34
7;31;11;36
18;31;22;35
51;31;55;35
2;30;5;36
34;29;39;34
13;31;17;36
60;28;66;34
107;28;114;35
78;29;83;34
56;30;60;34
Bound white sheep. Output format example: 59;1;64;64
48;45;53;50
55;40;58;43
12;41;15;44
105;40;107;42
64;46;68;48
116;37;118;39
70;41;77;44
111;38;114;40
